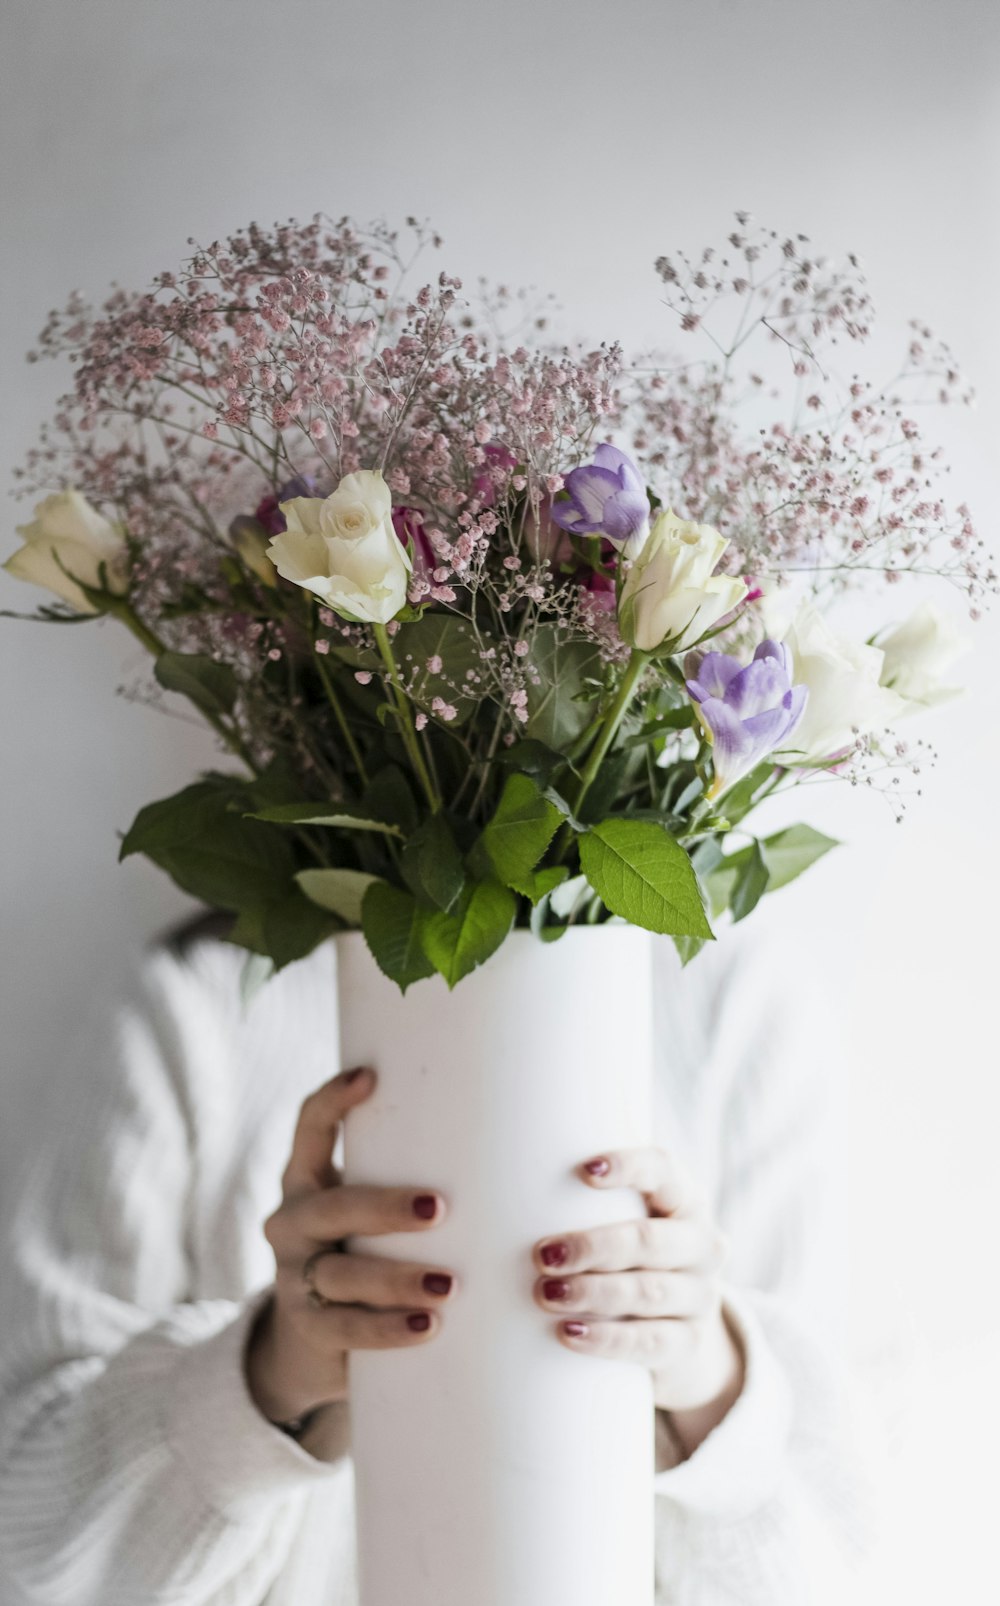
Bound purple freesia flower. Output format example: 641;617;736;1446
686;639;808;800
255;474;317;536
549;443;650;556
391;504;437;578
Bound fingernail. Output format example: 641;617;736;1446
543;1278;571;1302
422;1273;453;1297
343;1066;367;1084
540;1241;569;1268
563;1321;589;1338
584;1156;610;1176
412;1194;438;1220
407;1312;431;1332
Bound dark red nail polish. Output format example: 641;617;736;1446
584;1156;610;1176
422;1273;452;1297
543;1278;571;1302
540;1241;569;1268
563;1321;589;1338
407;1312;431;1332
412;1194;438;1220
343;1066;366;1084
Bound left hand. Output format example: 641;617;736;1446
532;1147;744;1422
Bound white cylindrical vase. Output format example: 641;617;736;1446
337;925;655;1606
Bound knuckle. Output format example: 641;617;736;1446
638;1271;669;1309
636;1216;659;1261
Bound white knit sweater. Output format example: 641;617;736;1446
0;918;870;1605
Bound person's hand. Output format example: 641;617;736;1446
246;1066;456;1427
532;1147;744;1449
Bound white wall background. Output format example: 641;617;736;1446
1;1;997;1597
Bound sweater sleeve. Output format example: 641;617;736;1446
0;952;344;1606
651;919;876;1603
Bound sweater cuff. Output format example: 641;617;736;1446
653;1285;793;1522
163;1289;345;1520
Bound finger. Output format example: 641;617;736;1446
274;1184;446;1251
556;1317;696;1367
534;1215;722;1276
577;1147;703;1218
304;1302;442;1351
305;1251;457;1309
282;1067;375;1198
535;1269;714;1320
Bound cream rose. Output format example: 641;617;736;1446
3;490;128;613
777;601;907;762
266;470;411;624
877;601;970;710
618;508;746;653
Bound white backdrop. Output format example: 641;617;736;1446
1;1;998;1597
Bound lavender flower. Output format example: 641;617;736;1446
549;444;650;556
686;639;808;799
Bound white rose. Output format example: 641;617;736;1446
267;470;411;624
618;508;746;653
3;490;128;613
777;601;907;762
876;601;970;710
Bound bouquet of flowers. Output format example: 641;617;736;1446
4;215;988;992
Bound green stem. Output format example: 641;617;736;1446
553;649;649;864
313;648;369;788
372;622;440;812
111;601;257;774
571;649;649;819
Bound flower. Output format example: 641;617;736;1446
777;602;906;762
267;469;411;624
618;509;747;653
391;505;436;580
3;490;128;613
876;600;970;710
686;639;808;799
549;444;650;556
254;474;317;537
472;444;517;509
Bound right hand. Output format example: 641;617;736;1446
246;1065;455;1425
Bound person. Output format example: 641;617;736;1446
0;906;871;1605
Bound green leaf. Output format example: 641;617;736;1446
672;933;709;967
226;890;341;970
716;762;776;826
421;879;517;988
361;882;436;992
401;813;466;911
496;739;569;786
154;651;238;718
480;773;564;897
363;765;420;837
621;706;697;748
706;823;839;917
756;823;839;891
248;802;404;836
120;778;294;910
730;840;770;924
392;614;484;725
578;818;713;939
295;868;381;924
524;626;603;749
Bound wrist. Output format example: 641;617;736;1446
652;1308;745;1457
244;1296;346;1424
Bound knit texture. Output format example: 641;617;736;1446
0;920;871;1604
